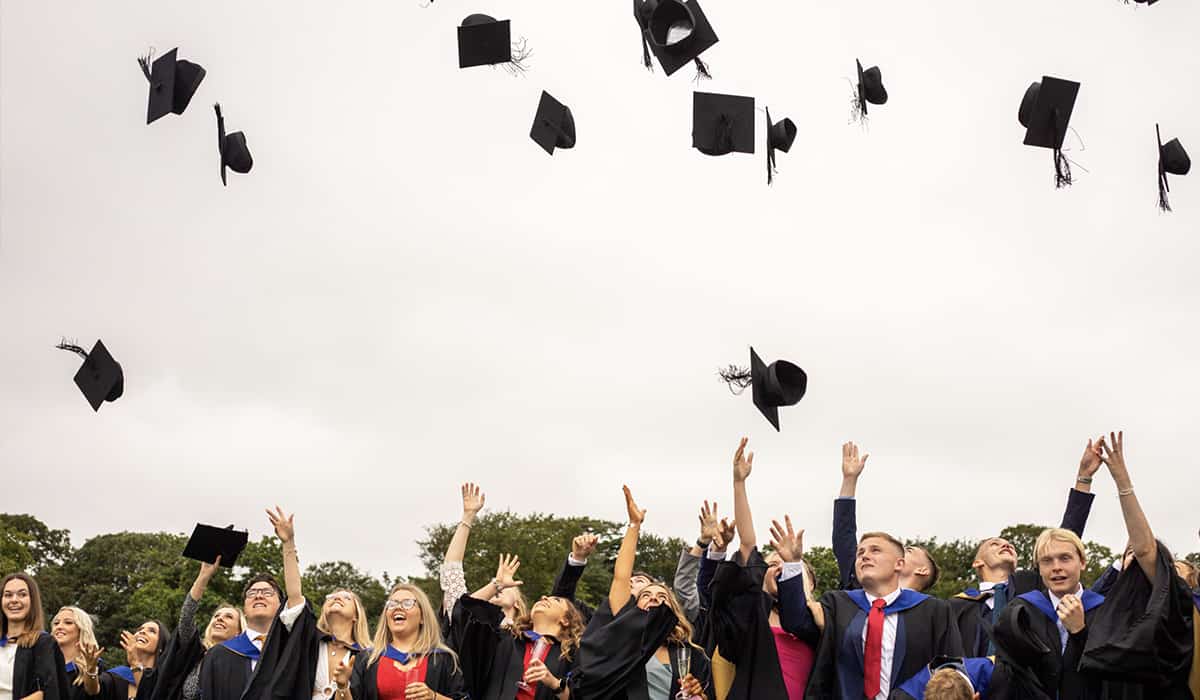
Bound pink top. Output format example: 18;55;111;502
771;626;814;700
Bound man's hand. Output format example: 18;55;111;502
842;441;868;479
266;506;295;544
769;515;804;563
733;437;754;483
571;533;599;560
698;501;720;545
1057;594;1086;634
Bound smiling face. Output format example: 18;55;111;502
636;583;670;611
242;582;281;625
974;538;1019;575
133;621;160;655
1038;539;1085;596
530;595;572;633
322;590;359;622
384;591;421;641
762;551;783;596
630;574;653;598
2;578;31;625
856;536;904;588
207;607;241;645
51;609;81;648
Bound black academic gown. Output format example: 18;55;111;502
989;588;1105;699
348;649;467;700
147;624;205;700
247;601;357;700
9;633;70;700
551;558;595;623
98;666;157;700
64;660;107;700
574;596;679;700
707;548;816;700
1079;542;1194;700
804;589;963;700
199;610;296;700
448;596;578;700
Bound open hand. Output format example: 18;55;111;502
119;630;138;665
624;485;647;526
769;515;804;563
1079;437;1103;478
495;553;524;589
733;437;754;483
698;501;720;545
77;642;103;674
842;442;868;479
266;506;295;544
461;482;485;517
1098;431;1128;476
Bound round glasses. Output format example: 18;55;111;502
383;598;418;611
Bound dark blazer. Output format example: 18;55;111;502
10;633;69;700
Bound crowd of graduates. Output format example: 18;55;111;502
2;432;1197;700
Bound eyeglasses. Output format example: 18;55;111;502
244;587;278;600
325;592;354;602
383;598;418;611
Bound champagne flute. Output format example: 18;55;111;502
516;637;551;691
675;646;692;700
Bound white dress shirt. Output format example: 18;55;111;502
243;601;305;671
860;587;902;700
0;643;17;700
979;580;999;610
1046;585;1082;653
312;641;354;700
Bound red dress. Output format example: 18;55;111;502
376;656;430;700
515;639;553;700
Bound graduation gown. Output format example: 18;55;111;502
147;624;205;700
1079;542;1194;699
575;596;679;700
891;656;993;700
990;589;1105;699
245;602;359;700
98;666;157;700
8;633;70;700
707;548;816;700
804;589;963;700
348;649;466;700
199;610;296;700
448;596;578;700
64;659;106;700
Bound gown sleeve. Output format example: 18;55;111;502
575;597;677;699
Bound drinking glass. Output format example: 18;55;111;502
675;646;692;700
516;637;551;691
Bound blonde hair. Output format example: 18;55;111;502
201;604;246;649
925;667;974;700
510;598;584;662
316;590;372;650
368;585;458;669
1175;560;1199;588
640;584;703;650
859;532;905;556
1034;528;1087;566
53;607;98;686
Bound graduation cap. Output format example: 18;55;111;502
1157;124;1190;212
749;347;807;432
854;59;888;121
457;14;512;68
633;0;718;78
214;103;253;186
765;106;796;185
1018;76;1080;188
137;48;206;125
56;339;124;412
530;91;575;155
693;92;754;156
182;524;249;567
994;603;1055;672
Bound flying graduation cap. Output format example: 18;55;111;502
458;14;528;71
56;339;123;412
633;0;718;79
1018;76;1080;188
182;524;249;567
765;107;797;185
693;92;754;157
1157;124;1190;212
214;103;253;186
530;91;576;155
853;59;888;123
719;348;807;431
137;48;206;125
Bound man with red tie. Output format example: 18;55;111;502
803;532;963;700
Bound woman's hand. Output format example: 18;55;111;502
679;673;705;698
461;482;485;521
403;682;436;700
624;485;646;526
77;642;104;675
733;437;754;483
712;517;736;552
495;553;524;589
119;631;139;666
198;555;222;583
266;506;295;544
524;658;559;688
698;501;719;546
769;515;804;563
333;658;352;688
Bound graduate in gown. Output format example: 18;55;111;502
948;438;1101;658
2;573;70;700
575;486;711;700
802;530;964;700
706;439;818;700
50;607;104;700
341;585;467;700
99;620;168;700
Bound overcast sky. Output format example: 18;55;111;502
2;0;1198;583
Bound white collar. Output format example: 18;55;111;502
864;586;903;606
1047;584;1083;608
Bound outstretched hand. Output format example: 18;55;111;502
495;553;524;588
198;555;222;582
461;482;486;516
698;500;720;544
769;515;804;563
266;506;295;544
733;437;754;483
1099;431;1128;477
624;485;646;526
76;642;104;674
842;441;868;479
713;517;736;551
1079;437;1104;478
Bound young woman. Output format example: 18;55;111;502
448;549;585;700
1;573;68;700
149;557;244;700
100;620;168;700
439;484;527;628
50;607;103;699
576;486;710;700
338;585;466;700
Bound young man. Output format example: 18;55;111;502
804;531;964;700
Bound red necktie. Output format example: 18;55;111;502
863;598;887;698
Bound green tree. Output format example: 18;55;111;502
805;546;839;595
0;515;73;570
910;537;983;600
302;561;388;621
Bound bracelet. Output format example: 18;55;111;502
1118;487;1135;496
696;538;712;548
1076;476;1093;484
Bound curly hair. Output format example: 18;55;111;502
925;667;974;700
510;597;585;662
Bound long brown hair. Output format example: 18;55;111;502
509;598;585;662
1;573;46;648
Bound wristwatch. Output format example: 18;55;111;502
696;538;712;548
556;677;568;692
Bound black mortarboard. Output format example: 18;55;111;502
457;14;512;68
855;59;888;117
1157;123;1190;212
1018;76;1080;188
182;524;249;567
214;104;253;187
749;347;807;432
138;48;206;125
693;92;754;156
530;91;576;155
633;0;718;77
57;339;124;412
766;106;796;185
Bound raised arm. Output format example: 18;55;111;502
445;483;485;564
181;556;221;637
674;501;720;621
471;554;522;602
834;442;867;589
732;438;757;562
267;506;302;608
550;532;598;601
1058;438;1102;538
1099;432;1157;580
770;515;821;645
609;485;646;613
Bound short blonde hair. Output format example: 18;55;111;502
859;532;905;556
1034;528;1087;566
925;667;974;700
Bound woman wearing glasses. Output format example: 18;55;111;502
336;585;466;700
148;557;243;700
2;572;69;700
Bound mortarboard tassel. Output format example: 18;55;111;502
718;365;753;395
136;47;155;82
641;31;653;71
1158;169;1172;212
56;340;88;361
693;57;712;81
1053;148;1073;188
766;112;776;185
